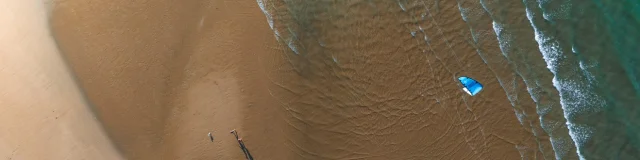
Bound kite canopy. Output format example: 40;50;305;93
458;76;483;96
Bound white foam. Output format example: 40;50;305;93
488;7;577;159
537;0;572;21
397;0;407;11
492;22;515;58
514;110;527;126
493;22;504;35
578;62;597;84
459;7;470;22
257;0;274;30
287;39;299;55
257;0;280;41
524;2;603;159
549;136;573;159
573;45;599;84
457;5;483;22
274;29;281;41
318;39;326;47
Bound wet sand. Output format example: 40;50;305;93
258;0;549;159
49;0;544;159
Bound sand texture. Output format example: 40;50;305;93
0;0;550;159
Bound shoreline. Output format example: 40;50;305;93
49;0;541;159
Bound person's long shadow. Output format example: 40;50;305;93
231;129;254;160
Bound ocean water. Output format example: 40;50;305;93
256;0;640;159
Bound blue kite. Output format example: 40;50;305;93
458;76;483;96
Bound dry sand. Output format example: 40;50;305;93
51;0;286;159
0;0;121;159
32;0;549;159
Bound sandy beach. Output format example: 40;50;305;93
0;0;121;159
50;0;286;159
5;0;639;159
0;0;547;159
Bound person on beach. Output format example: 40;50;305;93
230;129;254;160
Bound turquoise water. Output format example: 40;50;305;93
257;0;640;159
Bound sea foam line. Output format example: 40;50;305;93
455;0;562;159
256;0;302;55
257;0;284;43
481;0;581;159
523;0;607;159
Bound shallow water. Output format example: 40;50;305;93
257;0;640;159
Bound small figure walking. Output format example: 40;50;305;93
208;132;214;142
230;129;254;160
